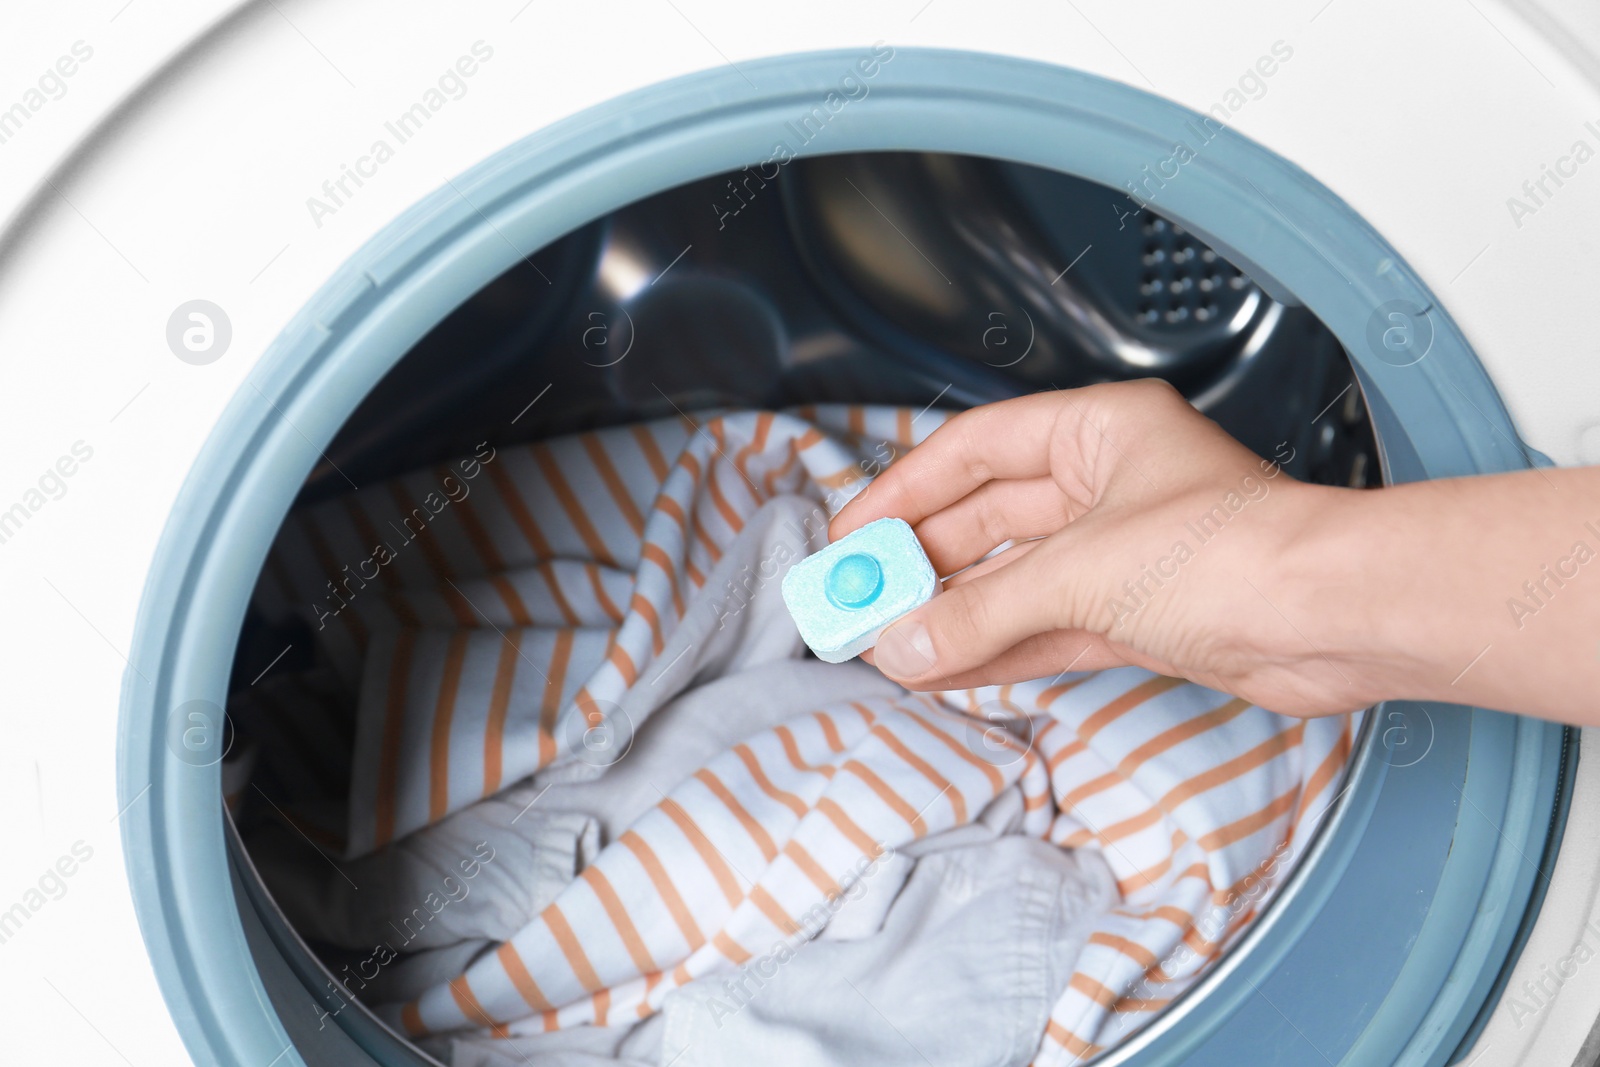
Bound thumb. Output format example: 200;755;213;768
870;545;1068;687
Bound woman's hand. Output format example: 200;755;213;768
831;380;1373;716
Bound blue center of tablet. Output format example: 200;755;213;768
826;553;884;610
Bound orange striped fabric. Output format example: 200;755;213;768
390;693;1052;1036
245;405;1357;1059
1024;671;1352;1059
253;409;927;856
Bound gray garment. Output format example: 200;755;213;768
818;788;1028;945
250;801;598;953
253;486;1116;1067
526;656;904;844
251;658;899;957
362;939;494;1007
660;837;1117;1067
250;496;886;956
444;1013;665;1067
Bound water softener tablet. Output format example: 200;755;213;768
781;517;937;663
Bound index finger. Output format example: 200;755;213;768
830;391;1072;539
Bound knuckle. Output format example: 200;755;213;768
1127;376;1184;408
976;492;1009;549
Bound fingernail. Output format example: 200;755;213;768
874;620;936;679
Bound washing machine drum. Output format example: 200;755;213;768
121;55;1572;1067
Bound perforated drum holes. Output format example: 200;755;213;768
166;300;231;365
1137;216;1252;327
1365;299;1435;368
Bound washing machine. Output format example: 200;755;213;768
4;1;1600;1064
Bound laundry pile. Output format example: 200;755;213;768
232;405;1355;1067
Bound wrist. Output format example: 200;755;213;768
1273;480;1450;708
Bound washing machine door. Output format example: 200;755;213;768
4;4;1598;1066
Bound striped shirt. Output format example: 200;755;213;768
245;405;1354;1058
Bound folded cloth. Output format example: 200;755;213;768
444;1014;666;1067
660;836;1117;1067
249;800;597;952
362;940;498;1009
964;674;1351;1061
385;688;1054;1035
512;657;909;847
257;656;904;951
243;404;1357;1060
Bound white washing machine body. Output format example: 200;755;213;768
2;2;1599;1065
